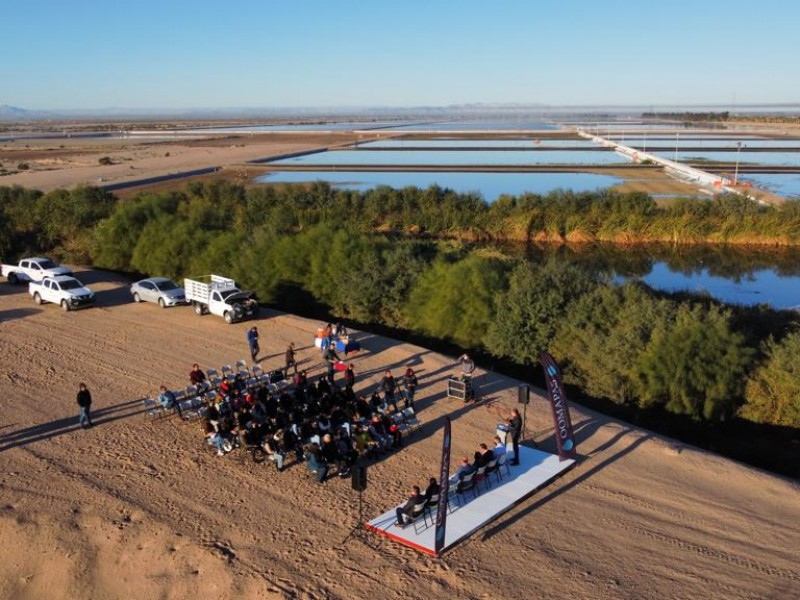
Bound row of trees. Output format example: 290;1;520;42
0;182;798;429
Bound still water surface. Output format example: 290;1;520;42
270;149;626;166
360;139;598;149
526;244;800;309
255;171;622;201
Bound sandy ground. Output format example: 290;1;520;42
0;269;798;600
0;133;372;192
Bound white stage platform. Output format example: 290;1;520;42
365;446;576;556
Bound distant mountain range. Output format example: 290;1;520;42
2;102;799;122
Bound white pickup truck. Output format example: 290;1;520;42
184;274;258;324
2;257;72;284
29;275;96;311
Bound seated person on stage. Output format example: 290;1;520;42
452;456;476;488
425;477;440;503
473;443;494;468
395;485;424;527
493;435;507;459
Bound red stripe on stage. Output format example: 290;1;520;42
363;523;438;557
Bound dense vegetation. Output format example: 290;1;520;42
1;181;799;474
642;111;730;122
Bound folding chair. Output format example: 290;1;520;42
408;498;430;533
186;385;199;398
206;368;222;388
221;364;233;379
496;452;511;478
245;377;258;391
401;407;421;433
235;359;249;378
482;458;499;491
204;389;219;406
421;493;450;528
267;383;279;396
473;464;488;494
178;398;199;421
455;472;477;506
143;396;164;420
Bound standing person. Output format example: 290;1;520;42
381;370;398;412
343;363;356;391
76;383;93;428
189;363;206;386
285;343;297;375
402;367;418;410
322;343;340;383
507;408;522;466
247;326;260;362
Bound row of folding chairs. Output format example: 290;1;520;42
389;406;421;434
452;452;513;506
144;359;289;421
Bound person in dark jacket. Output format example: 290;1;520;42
395;485;424;527
305;443;328;484
381;370;398;412
285;343;297;375
402;367;418;409
247;326;260;362
189;363;206;386
77;382;93;428
343;364;356;391
507;408;523;465
425;477;441;503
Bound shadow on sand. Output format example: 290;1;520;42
0;398;146;452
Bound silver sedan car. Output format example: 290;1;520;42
130;277;188;308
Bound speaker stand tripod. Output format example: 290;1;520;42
522;402;539;448
341;486;368;546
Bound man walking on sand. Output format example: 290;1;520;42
247;325;260;362
77;382;93;428
285;343;297;375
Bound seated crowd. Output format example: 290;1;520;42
179;362;411;484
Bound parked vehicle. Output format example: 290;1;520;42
184;274;258;324
29;275;95;311
2;257;71;284
130;277;188;308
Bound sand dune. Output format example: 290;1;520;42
1;269;798;599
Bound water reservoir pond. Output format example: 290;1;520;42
625;139;800;149
360;139;598;149
654;151;800;166
269;149;627;166
392;121;559;131
527;244;800;310
255;171;623;201
740;173;800;198
189;121;416;133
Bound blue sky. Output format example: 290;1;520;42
3;0;798;109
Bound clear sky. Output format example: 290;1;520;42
3;0;798;109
